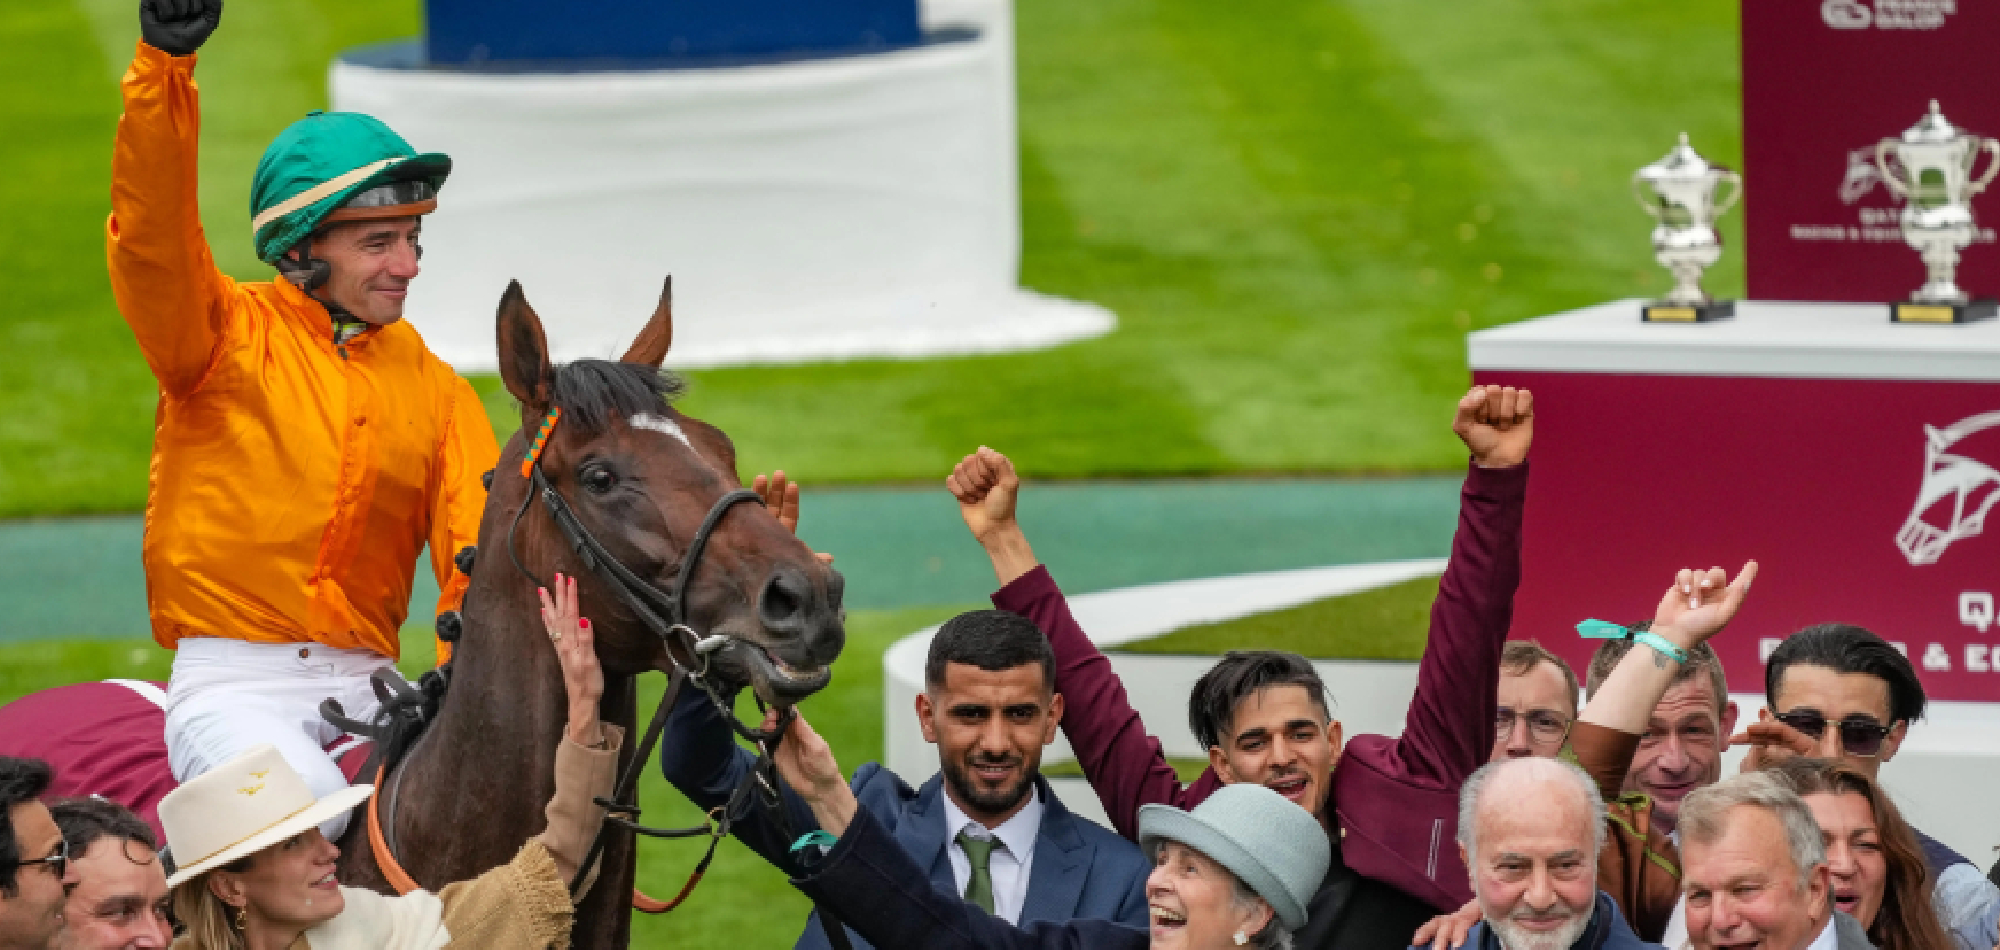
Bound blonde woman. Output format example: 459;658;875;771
162;573;620;950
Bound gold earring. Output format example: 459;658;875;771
235;905;248;931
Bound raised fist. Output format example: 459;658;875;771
1452;384;1534;468
946;446;1020;546
140;0;223;56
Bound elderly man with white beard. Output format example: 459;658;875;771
1418;756;1661;950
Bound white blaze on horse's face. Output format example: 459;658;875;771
1898;410;2000;566
629;412;693;450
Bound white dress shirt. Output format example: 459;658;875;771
940;784;1046;924
1806;914;1839;950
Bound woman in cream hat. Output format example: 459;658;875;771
774;713;1328;950
160;574;622;950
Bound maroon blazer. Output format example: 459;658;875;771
992;462;1527;911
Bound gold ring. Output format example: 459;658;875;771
549;630;563;642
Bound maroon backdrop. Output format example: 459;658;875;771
1743;0;2000;302
1476;368;2000;702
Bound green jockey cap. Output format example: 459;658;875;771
250;110;451;265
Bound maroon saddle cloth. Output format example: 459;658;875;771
0;680;373;843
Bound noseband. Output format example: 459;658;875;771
506;408;822;927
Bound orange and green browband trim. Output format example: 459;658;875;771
522;408;562;476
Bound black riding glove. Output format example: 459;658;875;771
139;0;223;56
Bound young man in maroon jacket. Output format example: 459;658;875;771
946;385;1534;947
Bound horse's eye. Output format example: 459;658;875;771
580;464;618;495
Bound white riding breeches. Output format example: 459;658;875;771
164;638;403;841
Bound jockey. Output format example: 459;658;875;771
108;0;498;839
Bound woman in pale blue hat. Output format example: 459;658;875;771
772;713;1329;950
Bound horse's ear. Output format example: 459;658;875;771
496;280;554;412
621;275;673;369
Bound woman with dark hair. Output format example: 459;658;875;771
1767;758;1952;950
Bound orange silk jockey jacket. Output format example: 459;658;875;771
107;44;498;659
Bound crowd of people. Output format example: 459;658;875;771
0;1;1992;948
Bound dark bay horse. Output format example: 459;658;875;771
0;278;846;948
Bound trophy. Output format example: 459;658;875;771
1876;101;2000;323
1633;133;1741;322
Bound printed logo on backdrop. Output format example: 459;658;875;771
1790;147;1998;247
1822;0;1960;31
1896;412;2000;675
1897;410;2000;566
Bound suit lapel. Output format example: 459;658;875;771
1020;776;1090;924
899;775;957;893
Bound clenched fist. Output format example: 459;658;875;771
1452;385;1534;468
141;0;223;56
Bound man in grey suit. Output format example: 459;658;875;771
660;608;1149;948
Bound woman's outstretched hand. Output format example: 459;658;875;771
540;572;606;747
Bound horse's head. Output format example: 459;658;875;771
493;278;845;706
1897;414;2000;566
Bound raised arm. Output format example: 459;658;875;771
952;448;1205;841
1369;385;1535;786
108;0;238;399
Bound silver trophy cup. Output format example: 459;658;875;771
1876;101;2000;322
1633;133;1741;322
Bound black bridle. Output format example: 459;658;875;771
505;411;849;945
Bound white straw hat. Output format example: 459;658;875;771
159;745;373;888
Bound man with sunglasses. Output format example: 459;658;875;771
1744;623;2000;950
0;757;76;950
112;0;497;840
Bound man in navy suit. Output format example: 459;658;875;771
660;609;1150;948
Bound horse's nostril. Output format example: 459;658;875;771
759;567;811;632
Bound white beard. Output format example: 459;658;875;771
1488;904;1593;950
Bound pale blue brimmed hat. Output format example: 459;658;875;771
1138;783;1329;932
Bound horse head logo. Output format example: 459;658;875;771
1841;146;1883;205
1898;411;2000;565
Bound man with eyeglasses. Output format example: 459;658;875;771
0;757;77;950
112;0;496;839
48;799;168;950
1490;640;1579;762
1743;623;2000;950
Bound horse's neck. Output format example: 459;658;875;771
387;583;634;875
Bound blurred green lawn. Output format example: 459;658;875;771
0;0;1739;516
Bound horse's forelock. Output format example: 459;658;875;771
548;360;686;436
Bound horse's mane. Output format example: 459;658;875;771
550;359;686;435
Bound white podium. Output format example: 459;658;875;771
329;0;1112;371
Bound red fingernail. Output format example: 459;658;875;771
581;619;591;629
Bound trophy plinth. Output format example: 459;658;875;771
1634;134;1740;323
1877;101;2000;324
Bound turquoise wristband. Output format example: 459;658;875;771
790;830;838;855
1575;619;1689;666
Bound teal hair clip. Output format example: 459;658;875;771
790;830;839;855
1575;619;1689;666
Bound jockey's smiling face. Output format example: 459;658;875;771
1210;685;1340;822
207;829;344;935
308;217;423;326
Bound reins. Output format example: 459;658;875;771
361;407;851;945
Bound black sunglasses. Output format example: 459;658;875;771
19;836;68;880
1773;711;1894;757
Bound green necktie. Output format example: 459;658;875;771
957;831;999;914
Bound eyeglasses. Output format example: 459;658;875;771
19;836;68;880
1773;711;1894;758
1494;709;1572;743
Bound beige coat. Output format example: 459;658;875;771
172;726;623;950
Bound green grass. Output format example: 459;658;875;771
0;605;973;949
1120;574;1440;660
0;0;1740;516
